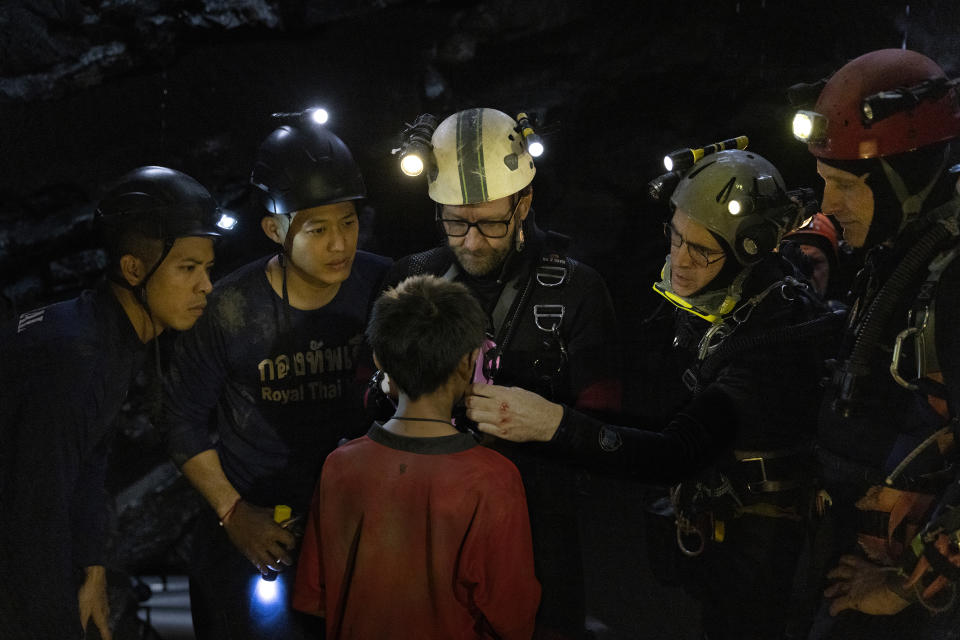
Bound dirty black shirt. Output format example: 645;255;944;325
161;252;391;511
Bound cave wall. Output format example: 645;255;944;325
3;0;959;319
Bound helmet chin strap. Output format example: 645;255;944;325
274;212;293;242
880;145;950;230
276;212;338;292
652;256;749;323
110;239;173;340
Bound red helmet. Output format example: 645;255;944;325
783;212;839;256
799;49;960;160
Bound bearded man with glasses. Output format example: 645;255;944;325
382;107;621;640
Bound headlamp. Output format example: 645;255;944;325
860;77;958;126
400;154;424;177
270;106;331;126
308;107;329;125
393;113;438;177
648;171;683;202
516;112;544;158
215;212;238;230
663;136;749;174
792;110;828;144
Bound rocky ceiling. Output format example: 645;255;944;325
3;0;959;319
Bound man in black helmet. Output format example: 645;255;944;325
0;166;221;640
160;115;390;639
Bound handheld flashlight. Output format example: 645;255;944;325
259;505;293;583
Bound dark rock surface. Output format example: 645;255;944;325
2;1;959;637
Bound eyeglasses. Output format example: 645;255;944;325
663;222;726;268
439;198;520;238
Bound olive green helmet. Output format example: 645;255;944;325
427;108;536;205
670;149;801;265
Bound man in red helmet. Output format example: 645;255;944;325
780;212;845;299
789;49;960;637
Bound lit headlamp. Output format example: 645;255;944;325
516;112;544;158
792;110;828;145
663;136;749;173
270;106;330;126
393;113;439;177
215;212;238;230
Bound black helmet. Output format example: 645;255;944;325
95;165;223;243
250;124;366;215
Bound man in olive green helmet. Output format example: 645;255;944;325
467;148;840;638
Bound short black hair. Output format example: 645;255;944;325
367;275;487;401
102;227;163;280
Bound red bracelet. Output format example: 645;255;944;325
219;496;242;527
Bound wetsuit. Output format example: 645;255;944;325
553;254;838;639
0;283;146;640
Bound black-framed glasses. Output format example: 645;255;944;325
663;222;726;268
438;198;520;238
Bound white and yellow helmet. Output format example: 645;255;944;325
427;108;537;205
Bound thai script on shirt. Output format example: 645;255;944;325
257;335;363;405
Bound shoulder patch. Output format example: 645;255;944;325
598;425;623;452
17;309;45;333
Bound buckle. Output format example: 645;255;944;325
740;456;768;493
533;304;565;332
536;264;567;287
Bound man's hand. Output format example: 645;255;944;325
824;555;910;616
78;565;112;640
223;500;297;576
465;384;564;442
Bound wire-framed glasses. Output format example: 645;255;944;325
663;222;726;268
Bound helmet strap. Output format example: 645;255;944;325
880;145;950;231
274;213;293;244
110;236;172;321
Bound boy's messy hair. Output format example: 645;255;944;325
367;275;486;401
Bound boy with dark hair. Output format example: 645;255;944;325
293;274;541;639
